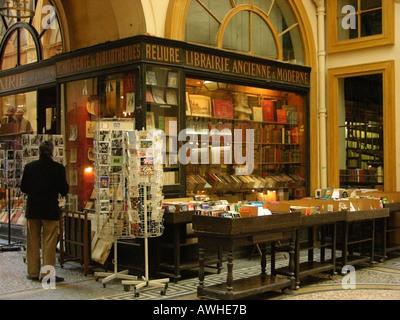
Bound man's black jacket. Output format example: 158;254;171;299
20;156;69;221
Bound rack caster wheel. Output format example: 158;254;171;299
95;277;99;282
160;289;166;296
134;291;140;298
103;283;107;288
124;285;131;292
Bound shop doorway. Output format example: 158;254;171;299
37;87;59;135
339;74;383;189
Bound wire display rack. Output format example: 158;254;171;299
122;129;168;297
93;119;138;287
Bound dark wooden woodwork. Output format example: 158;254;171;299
59;210;91;275
375;203;400;260
157;211;222;282
193;212;301;300
336;208;389;273
273;211;347;289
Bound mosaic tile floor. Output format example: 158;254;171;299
1;247;400;300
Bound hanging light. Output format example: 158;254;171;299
0;0;35;19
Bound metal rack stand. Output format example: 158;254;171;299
121;129;169;297
93;119;138;287
122;185;169;296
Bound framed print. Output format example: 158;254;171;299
167;71;178;88
189;94;212;117
69;125;77;141
126;92;135;113
146;112;155;130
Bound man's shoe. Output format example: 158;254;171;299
26;275;39;281
38;276;65;282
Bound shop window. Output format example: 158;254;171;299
0;0;62;70
0;92;37;136
185;0;304;64
185;78;307;200
327;0;394;52
65;73;136;210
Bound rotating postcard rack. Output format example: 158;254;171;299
121;129;169;297
93;119;138;287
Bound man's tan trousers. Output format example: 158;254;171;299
26;219;59;278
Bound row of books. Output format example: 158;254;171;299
339;168;384;183
186;119;300;145
187;173;305;192
262;148;301;164
262;101;298;124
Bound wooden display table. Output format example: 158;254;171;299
375;202;400;260
193;212;301;300
157;211;222;282
336;208;389;272
273;211;347;288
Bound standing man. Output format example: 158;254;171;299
20;140;69;282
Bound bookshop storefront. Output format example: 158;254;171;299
0;35;311;237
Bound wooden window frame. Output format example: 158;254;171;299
327;0;394;54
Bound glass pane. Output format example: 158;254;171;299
252;13;277;59
361;10;382;37
1;29;18;69
32;0;63;58
223;11;250;53
185;0;220;46
0;91;37;136
207;0;232;22
338;16;359;41
19;28;38;65
252;0;275;13
282;26;304;63
361;0;381;11
338;0;358;16
276;0;297;28
185;77;307;197
0;19;6;43
145;66;180;186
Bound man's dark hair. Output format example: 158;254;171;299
39;140;54;157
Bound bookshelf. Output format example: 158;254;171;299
340;101;383;186
185;79;306;198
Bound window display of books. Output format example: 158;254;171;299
185;78;306;198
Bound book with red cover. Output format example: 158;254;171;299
276;109;287;123
262;100;275;122
213;99;234;119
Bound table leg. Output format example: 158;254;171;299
260;243;267;276
226;251;234;298
289;235;296;290
198;246;205;297
271;242;276;276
